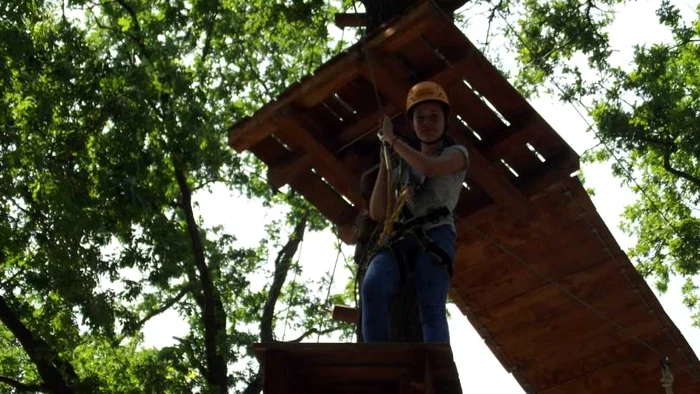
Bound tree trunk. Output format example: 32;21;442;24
175;167;228;394
0;294;77;393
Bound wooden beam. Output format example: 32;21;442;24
455;125;530;219
371;1;443;54
335;12;367;28
227;1;442;153
336;103;400;149
337;222;356;245
515;151;579;197
266;103;398;189
274;107;363;207
361;53;411;107
332;305;359;324
267;154;313;188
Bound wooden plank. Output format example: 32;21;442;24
267;154;313;188
332;305;359;324
453;231;504;272
452;181;493;224
336;103;399;150
441;79;504;140
537;353;697;394
522;330;668;390
295;365;407;381
253;342;457;368
249;135;294;165
334;77;386;119
361;53;411;110
335;12;367;28
515;150;580;197
289;171;357;226
482;114;565;162
454;181;580;254
448;122;529;219
452;216;612;311
307;101;346;135
396;35;444;80
495;288;661;365
476;261;629;335
422;19;531;123
275;107;363;206
373;2;443;54
266;102;395;189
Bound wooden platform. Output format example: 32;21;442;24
253;343;462;394
228;1;700;392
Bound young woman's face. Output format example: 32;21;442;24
412;101;445;142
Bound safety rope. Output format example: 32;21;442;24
377;185;413;245
359;44;407;247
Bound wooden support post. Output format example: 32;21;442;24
263;351;289;394
425;354;435;394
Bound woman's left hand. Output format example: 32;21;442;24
380;115;396;145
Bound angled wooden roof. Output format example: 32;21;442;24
227;1;700;392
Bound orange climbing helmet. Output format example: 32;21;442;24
405;81;450;116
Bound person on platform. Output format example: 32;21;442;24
361;81;470;343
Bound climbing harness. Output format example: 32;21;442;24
360;43;456;280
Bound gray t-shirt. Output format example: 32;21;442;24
394;145;470;232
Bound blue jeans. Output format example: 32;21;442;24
361;224;455;343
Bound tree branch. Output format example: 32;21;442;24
174;165;227;393
284;327;340;343
115;284;192;345
663;150;700;188
200;4;220;66
259;213;308;343
241;372;262;394
137;285;190;327
0;376;47;392
0;294;77;393
242;213;308;394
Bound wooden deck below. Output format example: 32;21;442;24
253;342;462;394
